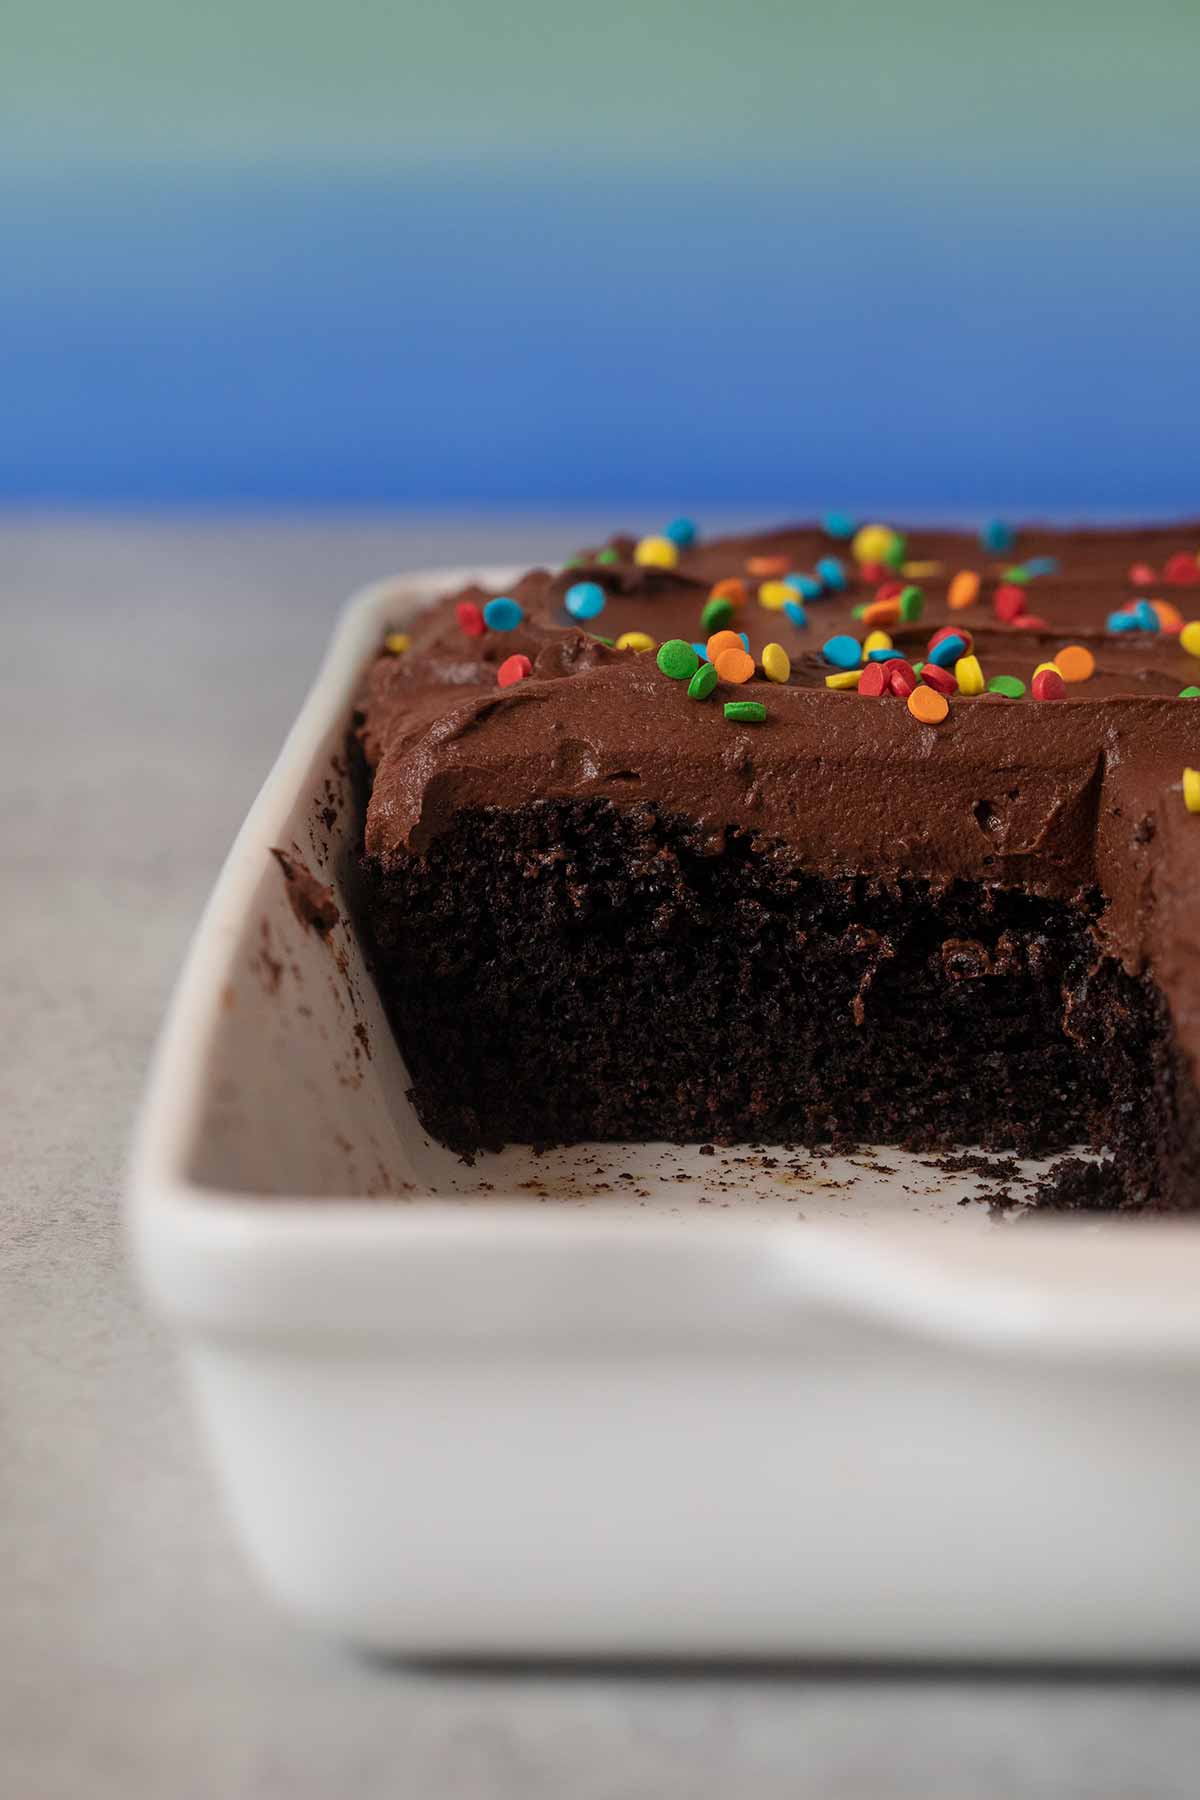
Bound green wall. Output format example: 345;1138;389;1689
6;0;1197;169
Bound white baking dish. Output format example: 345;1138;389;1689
130;568;1200;1660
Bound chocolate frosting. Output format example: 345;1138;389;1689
357;521;1200;1081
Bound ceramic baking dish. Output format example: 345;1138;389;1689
130;568;1200;1660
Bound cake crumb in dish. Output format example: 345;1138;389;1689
270;847;340;936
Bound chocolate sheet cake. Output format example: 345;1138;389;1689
354;518;1200;1208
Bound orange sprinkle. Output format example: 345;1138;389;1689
948;570;982;611
1054;644;1096;683
907;685;949;725
862;599;902;626
746;554;789;578
705;629;744;661
714;647;756;685
1152;599;1184;631
710;577;748;605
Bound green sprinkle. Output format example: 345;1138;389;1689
596;547;620;565
882;533;907;570
687;661;719;701
1181;686;1200;698
657;638;700;680
851;602;869;619
588;634;615;646
987;674;1026;698
1002;565;1031;584
700;596;734;632
724;700;767;723
912;660;925;676
562;556;582;570
898;584;924;622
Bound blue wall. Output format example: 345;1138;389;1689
3;161;1198;509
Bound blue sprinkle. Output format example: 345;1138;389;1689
1133;599;1160;631
738;632;750;652
1107;610;1139;632
483;596;523;631
822;510;857;540
564;580;606;622
816;555;848;591
664;515;697;548
785;572;823;599
867;647;903;663
783;600;808;630
822;633;862;671
692;642;709;660
981;519;1015;553
927;633;967;668
1025;555;1059;577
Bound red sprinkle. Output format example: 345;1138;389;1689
858;662;889;697
993;584;1027;622
497;653;533;688
1164;553;1200;586
875;579;904;602
1129;562;1156;585
1031;667;1066;700
886;659;917;698
1012;614;1050;631
920;663;957;696
860;561;889;583
456;600;486;636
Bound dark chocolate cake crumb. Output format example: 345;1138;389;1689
928;1152;1025;1182
271;847;340;936
1027;1155;1125;1212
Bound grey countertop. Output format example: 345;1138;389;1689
5;514;1200;1799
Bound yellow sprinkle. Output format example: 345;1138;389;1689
825;669;863;690
761;642;791;683
1181;621;1200;658
384;633;411;655
1185;768;1200;814
1033;660;1062;680
851;523;897;565
955;653;985;695
902;560;943;578
616;630;656;652
758;579;793;611
634;534;679;569
862;629;893;655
